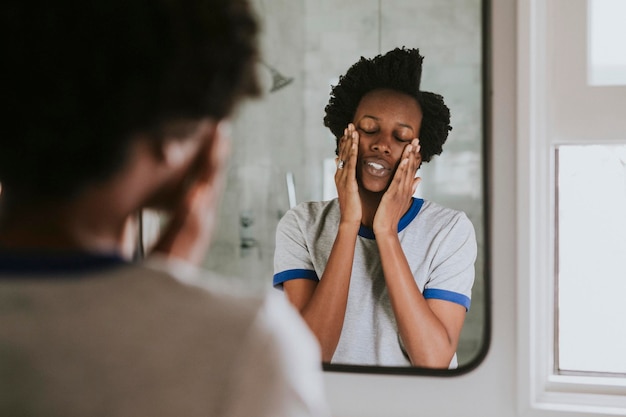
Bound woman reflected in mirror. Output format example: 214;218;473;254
273;47;477;368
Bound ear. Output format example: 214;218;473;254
160;119;219;170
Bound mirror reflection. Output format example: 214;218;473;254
204;0;487;371
275;48;475;368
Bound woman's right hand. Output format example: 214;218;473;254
335;123;362;226
284;123;361;362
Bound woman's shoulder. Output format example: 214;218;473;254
281;199;339;224
420;199;467;218
292;198;338;214
417;199;474;231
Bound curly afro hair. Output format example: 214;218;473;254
323;47;452;163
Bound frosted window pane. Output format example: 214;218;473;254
588;0;626;86
557;144;626;374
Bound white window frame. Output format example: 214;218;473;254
517;0;626;415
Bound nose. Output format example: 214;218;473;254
370;133;392;154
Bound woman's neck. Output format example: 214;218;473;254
358;188;413;229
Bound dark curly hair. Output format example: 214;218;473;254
323;47;451;163
0;0;260;200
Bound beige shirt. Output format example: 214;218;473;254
0;256;330;417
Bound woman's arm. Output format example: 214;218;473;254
283;221;359;363
373;138;467;368
375;231;467;368
283;125;361;362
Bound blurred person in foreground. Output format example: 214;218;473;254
0;1;330;416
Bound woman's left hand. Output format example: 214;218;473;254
373;138;421;235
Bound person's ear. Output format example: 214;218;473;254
159;119;219;170
148;119;231;265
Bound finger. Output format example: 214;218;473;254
398;144;413;181
338;131;355;183
389;157;410;193
406;139;421;195
335;128;352;184
407;138;421;171
412;139;421;158
399;143;421;195
412;138;422;166
338;125;354;164
348;127;359;167
408;140;420;171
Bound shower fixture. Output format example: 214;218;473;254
259;60;294;93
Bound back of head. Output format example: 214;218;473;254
1;0;260;202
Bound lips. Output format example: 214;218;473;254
362;157;392;177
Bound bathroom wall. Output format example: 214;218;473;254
203;0;485;366
202;0;308;291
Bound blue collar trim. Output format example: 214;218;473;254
358;198;424;239
0;250;127;277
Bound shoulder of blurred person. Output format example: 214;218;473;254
0;256;330;417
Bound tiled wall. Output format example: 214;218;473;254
203;0;485;366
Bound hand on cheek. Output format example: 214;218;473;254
335;123;362;226
374;138;421;234
410;138;422;195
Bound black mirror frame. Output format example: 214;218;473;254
322;0;492;377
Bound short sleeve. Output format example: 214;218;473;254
423;212;477;311
273;209;319;289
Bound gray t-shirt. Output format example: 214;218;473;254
0;254;330;417
273;198;477;367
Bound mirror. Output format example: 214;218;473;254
203;0;489;374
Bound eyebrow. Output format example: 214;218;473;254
360;115;416;132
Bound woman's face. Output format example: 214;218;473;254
353;88;423;193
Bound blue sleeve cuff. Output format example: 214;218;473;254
273;269;319;289
423;288;471;311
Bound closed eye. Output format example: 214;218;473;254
358;128;376;135
357;126;412;142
